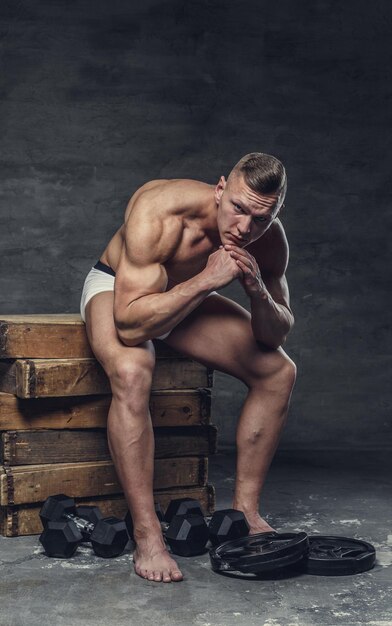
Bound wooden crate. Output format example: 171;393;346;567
0;314;218;537
0;314;184;359
0;358;213;398
0;457;210;506
0;388;212;429
0;425;217;465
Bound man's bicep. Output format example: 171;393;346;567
114;248;168;314
113;214;170;326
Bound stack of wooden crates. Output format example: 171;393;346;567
0;315;216;536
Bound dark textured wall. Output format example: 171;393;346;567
1;1;391;448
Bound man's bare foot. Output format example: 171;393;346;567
247;513;276;535
133;536;183;583
233;506;276;534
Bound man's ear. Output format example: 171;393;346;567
214;176;226;204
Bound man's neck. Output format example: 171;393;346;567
200;187;220;248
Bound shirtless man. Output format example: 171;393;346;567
80;152;296;583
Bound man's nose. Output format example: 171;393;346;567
238;216;252;237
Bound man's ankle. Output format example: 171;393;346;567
232;499;259;515
132;519;163;542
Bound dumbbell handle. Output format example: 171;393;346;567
63;512;95;536
133;519;193;537
127;513;206;542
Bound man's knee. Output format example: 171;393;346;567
107;350;155;398
252;348;297;392
279;355;297;392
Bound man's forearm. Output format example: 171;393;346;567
116;273;214;346
250;291;294;349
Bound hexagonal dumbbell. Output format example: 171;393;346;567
164;513;209;557
163;498;204;523
164;500;250;549
208;508;250;546
125;498;209;557
39;494;129;558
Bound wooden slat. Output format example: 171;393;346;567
0;314;185;359
0;425;218;465
0;315;94;359
0;358;214;398
0;484;216;536
149;387;212;427
0;457;208;505
0;389;211;429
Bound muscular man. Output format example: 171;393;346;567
80;152;296;583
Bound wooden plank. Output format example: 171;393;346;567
0;314;185;359
0;425;218;465
0;358;214;398
0;315;94;359
0;389;211;429
0;484;216;536
0;457;208;505
149;387;212;427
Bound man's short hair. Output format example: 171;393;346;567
231;152;287;202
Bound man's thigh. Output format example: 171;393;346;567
84;291;155;374
161;293;291;386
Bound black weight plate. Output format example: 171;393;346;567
210;531;309;574
305;535;376;576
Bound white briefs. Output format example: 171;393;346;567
80;265;115;320
80;261;218;341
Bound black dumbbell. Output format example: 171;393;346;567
39;494;129;559
164;499;210;556
163;498;204;522
163;499;250;548
208;508;250;546
125;498;250;556
125;498;209;557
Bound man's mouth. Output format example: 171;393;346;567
229;234;247;244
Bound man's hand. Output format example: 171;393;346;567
223;244;268;299
202;245;243;290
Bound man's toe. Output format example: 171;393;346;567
162;569;172;582
171;569;183;581
134;564;142;577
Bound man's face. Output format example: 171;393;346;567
214;172;283;247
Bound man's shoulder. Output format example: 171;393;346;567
247;218;289;275
264;218;288;248
125;178;211;221
122;179;210;260
134;178;210;204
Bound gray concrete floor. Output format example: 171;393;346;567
1;449;391;626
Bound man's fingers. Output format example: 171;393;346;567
229;250;253;269
237;259;251;272
224;244;252;262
